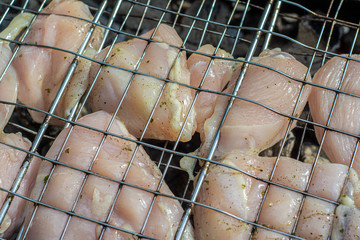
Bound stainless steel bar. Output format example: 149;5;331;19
295;112;312;161
230;0;249;56
197;0;216;49
96;0;125;53
7;122;55;140
321;0;344;65
172;0;185;27
262;0;282;50
0;0;16;25
134;0;152;36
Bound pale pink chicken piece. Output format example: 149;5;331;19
194;151;360;239
13;0;103;124
24;111;194;240
257;162;351;239
0;133;41;238
194;152;274;240
200;49;311;157
88;24;196;142
258;162;351;239
0;13;41;239
187;44;235;135
294;163;350;239
254;158;311;237
309;55;360;175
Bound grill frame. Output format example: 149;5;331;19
0;0;359;239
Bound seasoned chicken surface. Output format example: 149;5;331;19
24;111;194;240
309;55;360;175
194;153;274;240
13;0;103;124
200;49;311;157
194;152;360;239
187;44;235;136
88;24;196;142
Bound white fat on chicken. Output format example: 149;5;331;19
330;168;360;239
187;44;235;136
194;151;360;239
309;54;360;175
200;49;311;158
24;111;194;240
13;0;103;125
332;205;360;239
88;24;196;142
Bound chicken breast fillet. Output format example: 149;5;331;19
13;0;103;124
24;111;194;240
309;55;360;175
187;44;235;136
194;152;360;239
200;49;311;157
88;24;196;142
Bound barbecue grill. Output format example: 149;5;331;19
0;0;359;239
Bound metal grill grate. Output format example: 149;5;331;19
1;0;360;239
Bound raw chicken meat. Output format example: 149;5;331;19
291;162;350;239
187;44;235;136
193;152;274;239
332;168;360;239
254;158;311;237
88;24;196;142
0;133;41;238
332;205;360;239
13;0;103;124
0;13;41;239
309;55;360;175
0;12;34;132
194;151;360;239
200;49;311;157
24;111;194;240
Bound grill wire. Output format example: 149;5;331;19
0;0;360;239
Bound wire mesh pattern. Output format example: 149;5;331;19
0;0;360;239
